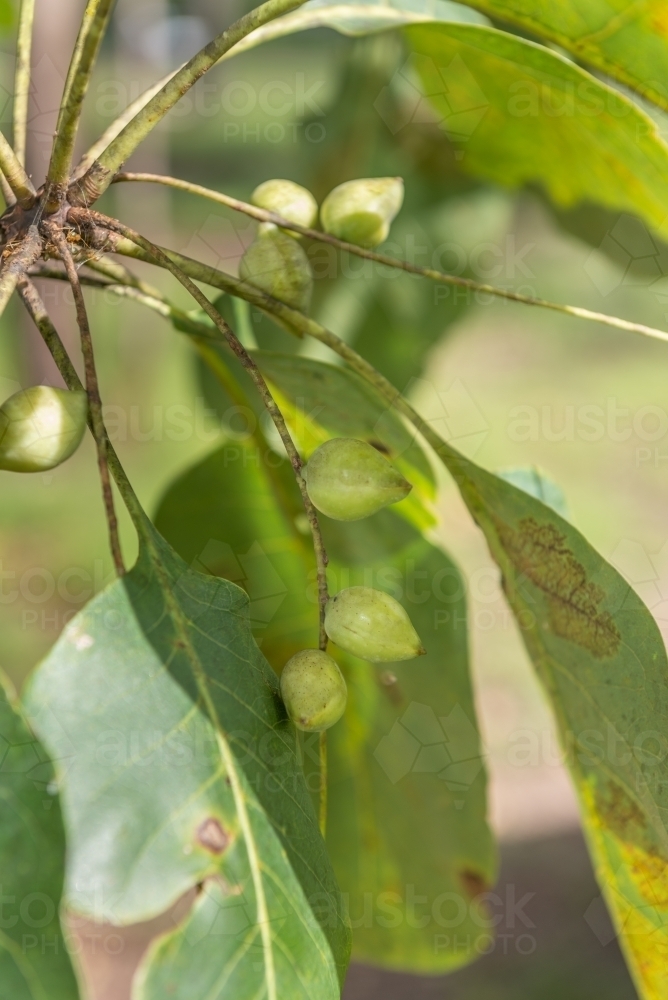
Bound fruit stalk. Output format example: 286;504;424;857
77;208;331;646
112;172;668;345
46;224;124;576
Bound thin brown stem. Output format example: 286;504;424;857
17;276;148;536
70;207;330;646
46;223;125;576
113;170;668;345
30;257;315;575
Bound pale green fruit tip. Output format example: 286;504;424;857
0;386;88;473
280;649;347;732
325;586;425;663
320;177;404;248
304;437;411;521
239;227;313;313
251;179;318;235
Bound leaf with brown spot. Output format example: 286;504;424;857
429;447;668;1000
498;518;621;659
24;525;348;1000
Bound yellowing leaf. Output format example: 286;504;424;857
405;24;668;239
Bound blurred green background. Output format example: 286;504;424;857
3;1;667;996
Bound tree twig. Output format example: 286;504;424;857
46;223;125;576
70;207;330;645
113;170;668;345
70;0;308;207
0;131;36;208
17;276;149;537
13;0;36;167
45;0;115;210
0;224;42;318
72;70;178;181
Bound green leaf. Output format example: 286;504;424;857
154;441;317;671
253;351;437;531
453;0;668;114
321;511;497;971
0;675;79;1000
24;526;349;998
424;439;668;1000
226;0;488;58
404;24;668;241
0;0;14;31
154;439;496;974
252;351;668;996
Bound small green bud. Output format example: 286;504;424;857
280;649;347;732
320;177;404;248
239;228;313;312
325;587;425;662
251;179;318;234
0;386;88;473
304;438;411;521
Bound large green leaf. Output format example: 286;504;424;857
437;448;668;999
404;24;668;240
154;438;495;973
0;676;79;1000
24;526;348;999
454;0;668;114
321;512;496;971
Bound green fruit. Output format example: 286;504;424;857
239;228;313;312
325;587;425;662
251;179;318;234
320;177;404;248
0;386;88;473
280;649;347;732
304;437;411;521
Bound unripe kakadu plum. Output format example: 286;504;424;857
304;437;411;521
325;587;425;662
239;226;313;312
280;649;347;731
320;177;404;248
0;386;88;472
251;179;318;234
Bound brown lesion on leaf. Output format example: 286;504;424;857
459;868;490;899
596;779;668;907
498;517;620;659
196;817;230;854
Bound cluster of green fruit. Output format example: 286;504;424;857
240;176;404;311
280;437;424;734
0;385;88;472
